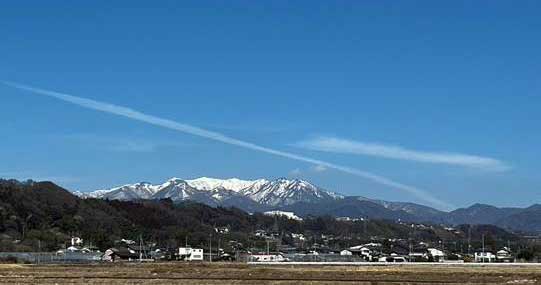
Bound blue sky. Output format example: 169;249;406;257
1;1;540;209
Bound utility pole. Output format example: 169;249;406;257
482;234;485;263
209;234;212;263
467;225;472;255
266;240;270;255
139;235;143;262
218;238;221;259
408;240;413;262
37;240;41;264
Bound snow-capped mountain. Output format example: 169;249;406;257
186;177;267;193
240;178;342;207
79;177;342;208
77;177;450;222
83;182;161;200
151;178;199;201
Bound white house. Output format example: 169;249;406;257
427;248;446;261
475;252;496;263
102;247;138;262
178;247;204;261
340;250;353;256
496;249;514;262
349;246;372;257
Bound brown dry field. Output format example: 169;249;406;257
0;262;540;285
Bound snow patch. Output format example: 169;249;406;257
263;211;303;221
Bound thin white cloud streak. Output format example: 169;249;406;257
2;81;453;210
297;137;510;172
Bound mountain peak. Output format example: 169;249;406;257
468;203;496;209
81;176;341;208
185;177;260;192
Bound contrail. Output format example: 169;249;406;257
2;81;454;210
297;136;510;172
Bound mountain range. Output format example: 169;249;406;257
77;177;342;209
2;178;524;255
77;177;541;234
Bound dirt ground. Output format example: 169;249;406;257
0;262;540;284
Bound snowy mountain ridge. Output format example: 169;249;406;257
185;177;269;193
78;177;343;207
77;177;447;221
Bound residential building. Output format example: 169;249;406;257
475;252;496;263
178;247;204;261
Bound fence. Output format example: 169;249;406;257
284;254;368;262
0;252;102;264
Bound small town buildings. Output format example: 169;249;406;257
408;252;429;262
378;255;408;263
475;252;496;263
63;237;100;254
254;230;268;238
102;241;154;262
427;248;446;262
178;247;204;261
349;245;372;256
249;254;286;262
151;248;178;261
102;247;139;262
363;243;382;248
496;248;514;263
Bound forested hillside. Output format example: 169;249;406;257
0;179;532;257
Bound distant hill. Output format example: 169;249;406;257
280;197;417;221
496;204;541;233
442;203;523;225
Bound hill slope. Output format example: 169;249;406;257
2;179;526;255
